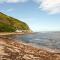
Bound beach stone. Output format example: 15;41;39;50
0;37;60;60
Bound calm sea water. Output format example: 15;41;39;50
3;32;60;50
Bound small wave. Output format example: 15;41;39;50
27;42;60;53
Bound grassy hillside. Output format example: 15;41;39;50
0;22;16;32
0;12;30;32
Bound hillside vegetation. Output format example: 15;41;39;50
0;12;30;32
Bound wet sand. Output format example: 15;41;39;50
0;37;60;60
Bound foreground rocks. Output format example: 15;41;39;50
0;37;60;60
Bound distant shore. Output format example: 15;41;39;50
0;32;33;35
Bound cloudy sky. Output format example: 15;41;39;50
0;0;60;32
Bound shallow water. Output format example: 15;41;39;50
3;32;60;50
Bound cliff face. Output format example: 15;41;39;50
0;37;60;60
0;12;30;32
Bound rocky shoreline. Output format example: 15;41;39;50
0;37;60;60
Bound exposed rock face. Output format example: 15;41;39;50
0;37;60;60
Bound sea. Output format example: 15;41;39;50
3;31;60;52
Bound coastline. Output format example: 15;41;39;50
0;37;60;60
0;32;60;53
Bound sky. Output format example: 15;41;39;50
0;0;60;32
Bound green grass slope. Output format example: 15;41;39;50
0;12;30;32
0;22;16;32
